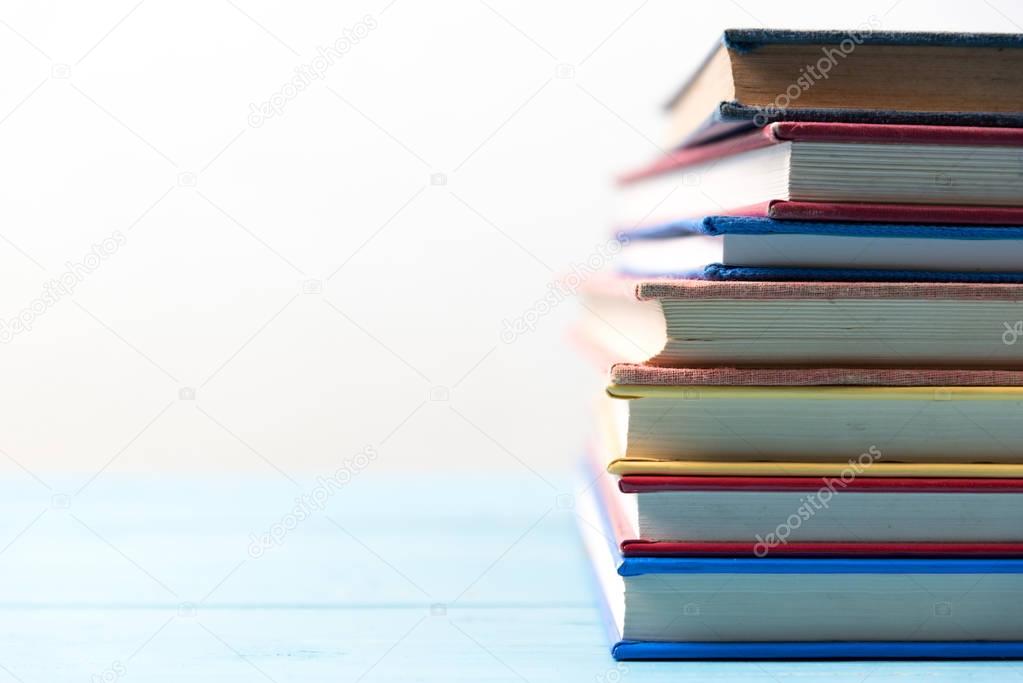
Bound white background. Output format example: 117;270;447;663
0;0;1017;481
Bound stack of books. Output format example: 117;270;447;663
576;29;1023;660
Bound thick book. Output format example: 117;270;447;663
577;474;1023;659
579;278;1023;367
601;369;1023;464
665;29;1023;147
619;217;1023;282
618;122;1023;230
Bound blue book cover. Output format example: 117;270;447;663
617;216;1023;283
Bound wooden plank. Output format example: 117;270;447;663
0;475;1014;679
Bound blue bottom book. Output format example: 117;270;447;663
577;478;1023;660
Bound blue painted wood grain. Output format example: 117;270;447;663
0;470;1018;680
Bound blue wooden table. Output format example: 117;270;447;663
1;470;1019;681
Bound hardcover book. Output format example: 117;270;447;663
665;29;1023;147
585;447;1023;550
579;279;1023;368
617;217;1023;282
618;123;1023;230
604;370;1023;463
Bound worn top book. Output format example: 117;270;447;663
667;29;1023;147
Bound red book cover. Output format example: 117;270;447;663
620;540;1023;557
620;475;1023;493
767;200;1023;225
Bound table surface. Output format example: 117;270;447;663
1;470;1019;681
